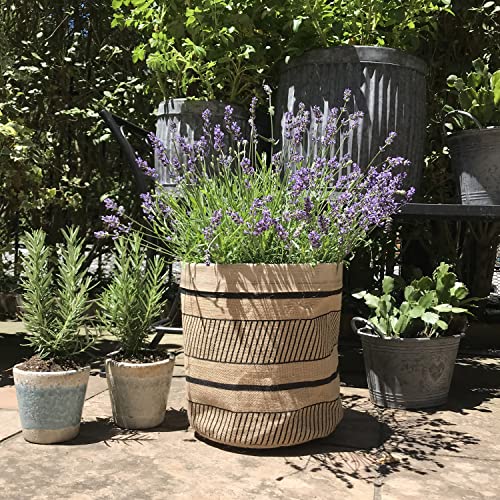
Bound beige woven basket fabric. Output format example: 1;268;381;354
181;263;343;449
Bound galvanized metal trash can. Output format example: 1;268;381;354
447;127;500;205
275;45;427;190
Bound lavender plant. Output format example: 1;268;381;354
97;89;414;265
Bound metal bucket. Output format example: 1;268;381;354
155;99;249;186
275;45;427;190
447;127;500;205
352;318;462;409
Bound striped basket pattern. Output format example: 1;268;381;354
181;263;344;449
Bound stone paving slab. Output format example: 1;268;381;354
1;367;499;499
1;323;500;499
0;409;21;442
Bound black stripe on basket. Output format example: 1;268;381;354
186;370;338;392
180;287;342;300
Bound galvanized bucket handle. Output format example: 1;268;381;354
351;316;386;339
442;110;484;137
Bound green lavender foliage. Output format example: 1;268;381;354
99;233;166;357
21;227;95;360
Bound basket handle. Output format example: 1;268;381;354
351;316;386;338
442;110;484;137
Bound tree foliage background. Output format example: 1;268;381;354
0;0;154;285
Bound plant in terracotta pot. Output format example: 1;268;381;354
99;90;414;448
14;227;95;444
444;58;500;205
99;231;174;429
352;262;475;409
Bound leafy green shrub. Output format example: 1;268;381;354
98;233;166;357
445;58;500;129
276;0;453;60
21;227;95;360
0;0;153;248
353;262;474;338
111;0;277;103
332;0;452;51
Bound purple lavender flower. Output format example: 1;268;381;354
202;226;214;241
213;124;224;151
343;88;352;101
248;96;258;144
140;192;154;220
349;110;364;130
227;210;244;225
312;106;323;123
290;167;313;197
384;131;397;148
94;230;109;239
387;156;411;168
194;135;209;159
241;157;254;175
250;197;265;214
102;214;120;229
158;199;173;217
148;133;171;171
210;209;223;227
204;248;211;266
176;135;194;156
202;108;211;132
252;208;274;236
304;197;313;216
318;214;331;233
406;186;416;200
104;197;118;211
136;156;159;179
223;105;242;141
274;221;289;241
308;230;321;249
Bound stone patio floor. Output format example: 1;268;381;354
1;322;500;499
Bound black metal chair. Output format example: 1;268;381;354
99;109;182;347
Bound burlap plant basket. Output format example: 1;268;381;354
181;263;344;449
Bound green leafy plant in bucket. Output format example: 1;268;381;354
278;0;453;59
445;58;500;129
21;227;95;360
98;232;167;358
111;0;275;103
353;262;475;338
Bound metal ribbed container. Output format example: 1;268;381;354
276;46;427;189
447;127;500;205
155;99;248;186
359;332;461;409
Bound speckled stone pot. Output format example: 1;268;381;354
105;354;175;429
13;365;90;444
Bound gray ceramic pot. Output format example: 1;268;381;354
14;365;90;444
357;328;462;409
105;353;175;429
